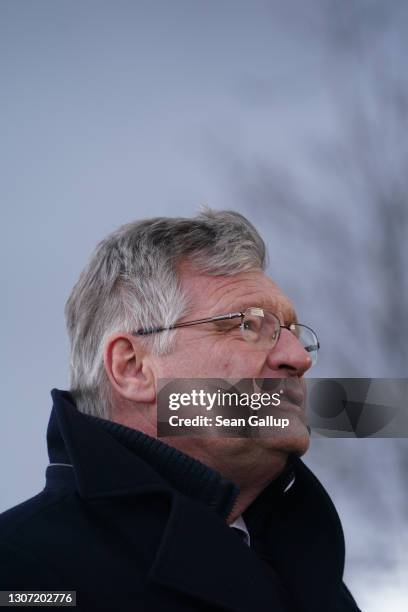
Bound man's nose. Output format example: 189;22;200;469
265;328;313;376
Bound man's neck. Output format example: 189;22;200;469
225;454;288;524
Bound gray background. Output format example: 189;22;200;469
1;1;407;609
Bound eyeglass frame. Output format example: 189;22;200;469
133;307;320;358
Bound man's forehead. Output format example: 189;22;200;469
181;268;298;322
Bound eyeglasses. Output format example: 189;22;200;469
134;306;320;366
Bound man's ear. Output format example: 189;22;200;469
103;333;156;403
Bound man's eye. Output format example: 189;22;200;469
243;320;259;332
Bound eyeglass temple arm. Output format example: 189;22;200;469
134;312;243;336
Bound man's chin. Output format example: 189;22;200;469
256;423;310;457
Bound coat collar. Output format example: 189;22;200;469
47;388;238;518
149;493;289;612
45;388;346;612
243;458;346;611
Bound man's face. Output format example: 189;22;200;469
148;265;313;477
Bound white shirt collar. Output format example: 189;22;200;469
229;514;251;547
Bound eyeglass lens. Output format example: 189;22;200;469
241;308;319;365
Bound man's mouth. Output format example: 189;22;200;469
255;377;305;411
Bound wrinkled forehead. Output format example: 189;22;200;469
179;266;298;324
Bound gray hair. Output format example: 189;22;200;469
65;209;266;419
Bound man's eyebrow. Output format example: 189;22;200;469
232;300;299;325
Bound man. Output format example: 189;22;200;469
0;210;361;611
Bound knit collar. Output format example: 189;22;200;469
85;411;241;519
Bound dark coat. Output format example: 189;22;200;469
0;390;361;612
